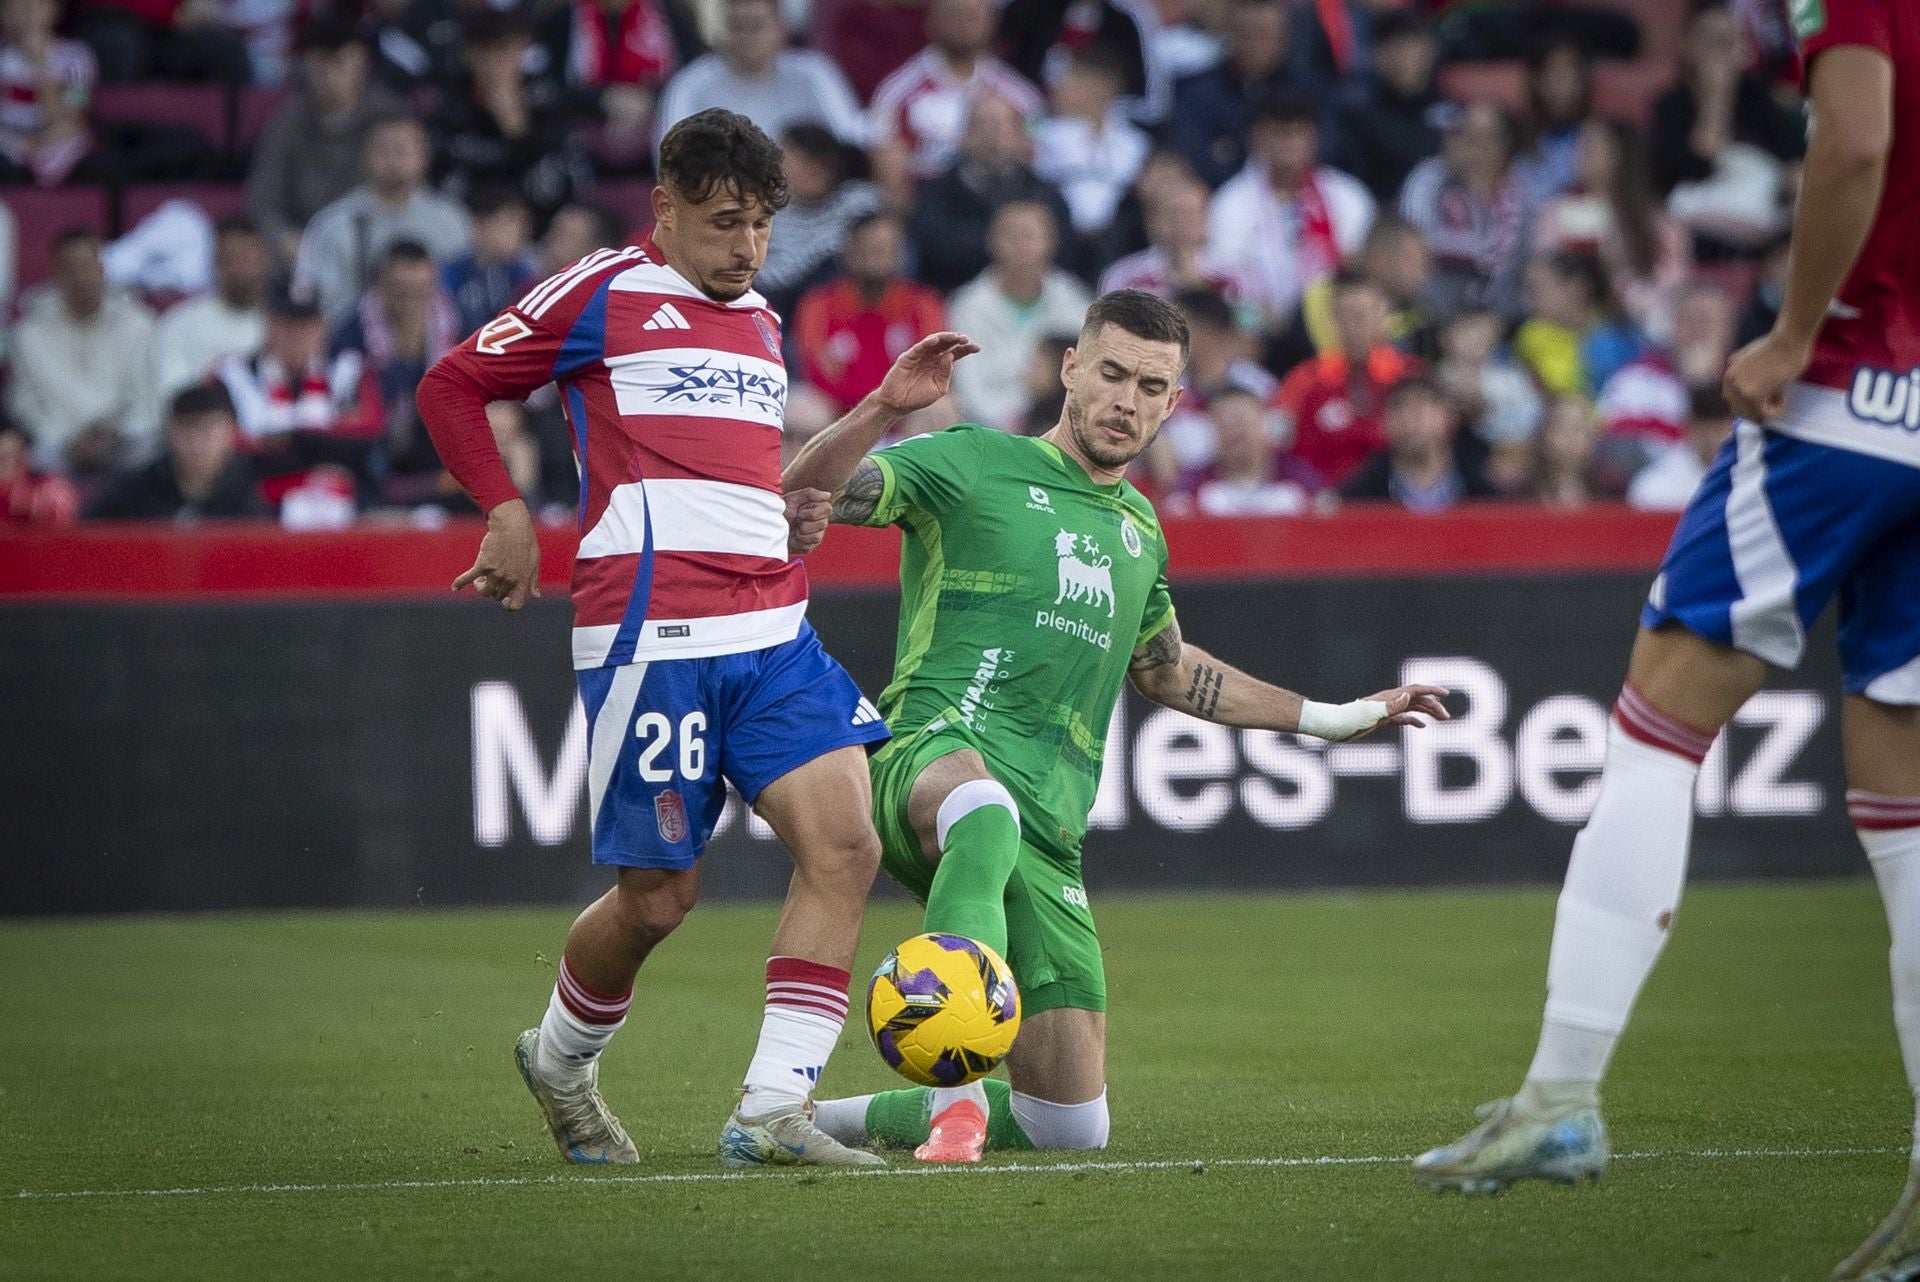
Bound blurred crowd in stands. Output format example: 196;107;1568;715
0;0;1807;527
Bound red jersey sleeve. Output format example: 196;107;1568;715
418;251;623;512
1796;0;1894;81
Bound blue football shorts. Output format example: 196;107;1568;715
1641;420;1920;704
574;621;891;869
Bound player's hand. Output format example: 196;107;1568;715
1355;684;1453;738
874;331;981;417
785;487;832;557
453;498;542;610
1723;329;1812;425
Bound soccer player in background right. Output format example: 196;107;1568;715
1414;4;1920;1277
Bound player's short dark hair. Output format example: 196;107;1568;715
1330;266;1380;296
1361;211;1421;254
301;11;365;53
169;382;236;423
1540;249;1609;303
846;210;900;239
1372;9;1432;45
466;182;529;221
1080;290;1191;364
659;108;790;212
213;213;260;239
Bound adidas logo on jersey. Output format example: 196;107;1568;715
851;698;882;727
642;303;692;332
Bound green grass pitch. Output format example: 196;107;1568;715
1;879;1907;1281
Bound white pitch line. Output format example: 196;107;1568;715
8;1146;1901;1204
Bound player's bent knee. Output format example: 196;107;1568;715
935;779;1020;852
613;878;698;943
1009;1087;1110;1150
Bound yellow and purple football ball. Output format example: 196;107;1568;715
866;933;1022;1087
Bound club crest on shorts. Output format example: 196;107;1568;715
751;313;781;359
655;789;689;844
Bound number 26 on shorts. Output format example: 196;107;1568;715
635;710;707;782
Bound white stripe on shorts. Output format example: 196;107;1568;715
586;663;649;832
1725;421;1806;669
1865;652;1920;707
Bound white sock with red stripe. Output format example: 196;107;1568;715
1518;686;1712;1113
1855;792;1920;1159
740;956;850;1112
534;956;633;1089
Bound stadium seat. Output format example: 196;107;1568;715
5;187;112;292
120;182;250;229
93;83;227;151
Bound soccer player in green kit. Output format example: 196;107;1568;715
784;291;1451;1163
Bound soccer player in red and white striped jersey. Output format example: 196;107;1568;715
418;108;976;1170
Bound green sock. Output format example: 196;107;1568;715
922;802;1021;957
862;1079;1036;1151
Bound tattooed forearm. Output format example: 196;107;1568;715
830;457;885;523
1183;662;1224;718
1129;618;1183;672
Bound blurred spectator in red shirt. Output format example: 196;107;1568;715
86;383;267;521
1271;209;1433;371
542;0;678;166
1273;270;1419;487
1340;373;1497;510
0;420;78;525
71;0;248;85
795;212;948;414
1166;383;1319;515
0;0;99;186
870;0;1044;200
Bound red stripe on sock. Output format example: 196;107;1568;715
765;957;850;1022
766;956;851;992
1613;683;1712;764
557;957;632;1026
1849;790;1920;830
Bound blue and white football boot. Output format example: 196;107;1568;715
1413;1097;1609;1193
718;1096;886;1169
515;1028;639;1164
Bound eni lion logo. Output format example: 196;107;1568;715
1054;529;1115;618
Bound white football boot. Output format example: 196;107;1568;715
1413;1097;1608;1193
717;1095;887;1169
1834;1163;1920;1282
514;1028;639;1165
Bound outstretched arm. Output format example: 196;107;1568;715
781;331;978;507
1126;617;1451;741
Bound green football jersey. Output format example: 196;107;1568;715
859;424;1176;857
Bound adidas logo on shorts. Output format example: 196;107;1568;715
851;698;881;726
642;303;692;332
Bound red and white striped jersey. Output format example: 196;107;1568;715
433;238;804;669
868;47;1044;179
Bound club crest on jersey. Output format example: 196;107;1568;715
751;313;781;359
655;790;688;844
1053;529;1115;619
1120;515;1143;558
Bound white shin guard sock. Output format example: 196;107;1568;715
1525;724;1698;1096
1862;821;1920;1159
930;1080;989;1117
811;1094;876;1145
536;989;624;1086
1010;1088;1109;1150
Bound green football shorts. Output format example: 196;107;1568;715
869;717;1107;1015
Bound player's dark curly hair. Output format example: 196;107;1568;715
1081;289;1191;365
658;108;791;211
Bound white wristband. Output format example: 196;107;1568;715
1298;698;1391;742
